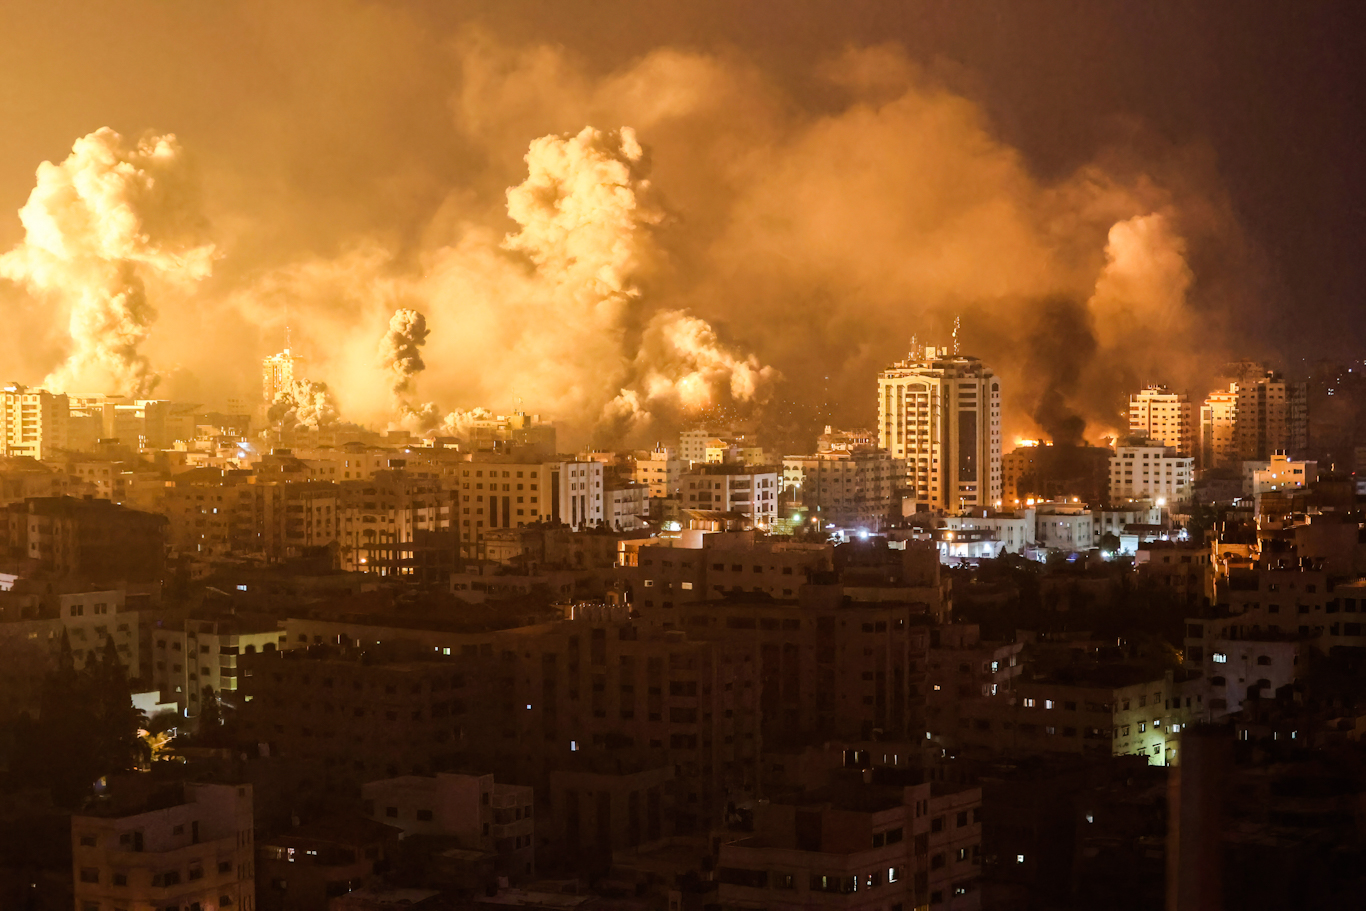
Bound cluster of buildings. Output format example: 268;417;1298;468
3;344;1366;910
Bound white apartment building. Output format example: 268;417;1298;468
877;347;1002;512
0;384;69;459
1128;385;1193;455
72;782;256;911
942;510;1036;554
680;464;780;525
553;459;605;529
1034;502;1095;551
1110;445;1194;504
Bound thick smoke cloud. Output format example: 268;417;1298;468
0;128;213;396
0;20;1251;446
269;378;339;431
378;307;429;398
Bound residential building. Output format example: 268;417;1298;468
151;614;289;718
0;384;70;459
942;511;1035;554
877;347;1002;512
338;471;453;574
1034;500;1095;552
1233;370;1308;462
678;463;779;525
616;532;834;608
1243;451;1318;500
1200;386;1238;469
1128;385;1194;455
262;348;301;404
605;479;649;531
632;446;685;499
362;772;535;881
716;778;983;911
782;448;903;530
0;496;167;583
1201;369;1309;467
257;816;400;911
553;459;605;529
1109;444;1193;504
1135;542;1213;604
71;782;256;911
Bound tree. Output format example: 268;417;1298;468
197;685;223;745
11;633;147;806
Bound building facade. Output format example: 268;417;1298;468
1109;445;1194;504
1128;385;1193;455
877;348;1002;512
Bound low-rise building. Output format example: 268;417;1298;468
362;772;535;882
678;464;779;526
257;816;401;911
716;778;983;911
71;782;255;911
1109;444;1193;505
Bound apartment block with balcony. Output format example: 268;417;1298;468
71;781;255;911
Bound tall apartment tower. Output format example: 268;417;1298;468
878;346;1001;512
1233;371;1308;461
1129;385;1194;455
261;349;300;403
0;383;70;459
1199;387;1238;469
1200;369;1308;468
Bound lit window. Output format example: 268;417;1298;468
1017;854;1025;864
1211;652;1228;664
1044;699;1054;709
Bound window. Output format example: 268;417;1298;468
385;806;398;818
416;809;433;822
79;868;99;883
1211;652;1228;664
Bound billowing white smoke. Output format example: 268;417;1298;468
0;128;214;396
605;310;777;430
377;307;429;397
269;378;339;431
439;406;495;437
498;126;773;435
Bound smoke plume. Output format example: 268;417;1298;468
378;307;430;398
0;24;1259;446
0;128;213;396
269;378;340;431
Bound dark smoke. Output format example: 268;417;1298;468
1027;296;1098;447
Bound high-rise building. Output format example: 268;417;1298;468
1199;386;1239;469
877;346;1001;511
0;384;69;459
262;348;300;403
1200;369;1308;468
1233;371;1308;462
1128;385;1193;455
